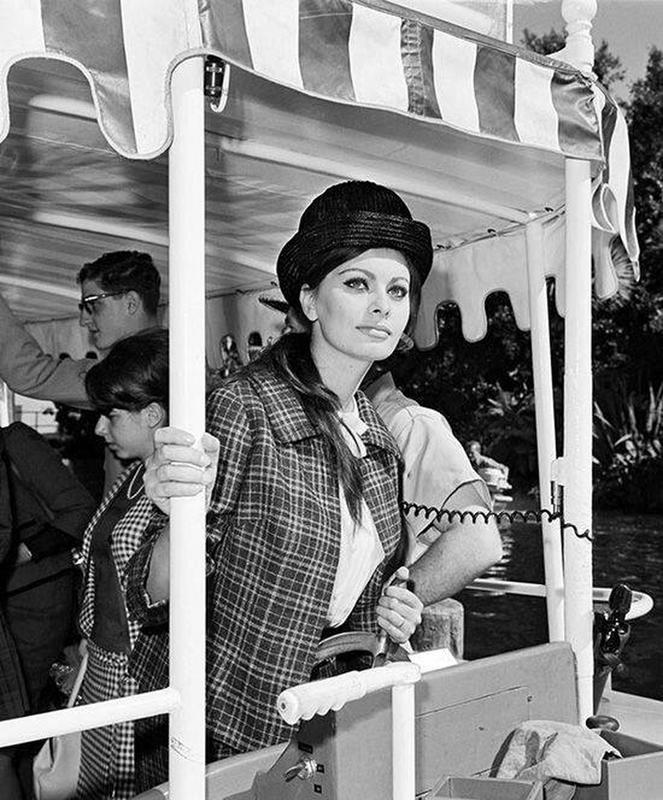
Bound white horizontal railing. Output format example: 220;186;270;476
469;578;654;621
0;688;179;748
277;661;420;725
0;583;650;774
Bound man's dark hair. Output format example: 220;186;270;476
77;251;161;315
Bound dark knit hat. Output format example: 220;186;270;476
276;181;433;309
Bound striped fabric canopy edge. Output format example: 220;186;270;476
0;0;608;163
0;0;637;277
207;0;606;164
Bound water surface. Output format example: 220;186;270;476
459;510;662;700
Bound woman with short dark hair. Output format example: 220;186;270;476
74;329;168;800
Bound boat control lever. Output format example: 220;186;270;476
590;582;633;719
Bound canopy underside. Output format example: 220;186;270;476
0;0;638;355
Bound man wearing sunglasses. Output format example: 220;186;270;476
0;250;161;407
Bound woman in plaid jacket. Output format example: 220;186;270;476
126;181;433;786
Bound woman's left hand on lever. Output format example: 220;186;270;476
145;427;220;514
376;566;423;643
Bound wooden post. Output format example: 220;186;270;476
411;598;464;659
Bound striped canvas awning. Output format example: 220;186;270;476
0;0;639;350
1;0;605;162
203;0;603;162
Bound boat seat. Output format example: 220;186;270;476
135;641;578;799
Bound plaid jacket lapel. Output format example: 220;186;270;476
248;366;402;461
356;390;402;462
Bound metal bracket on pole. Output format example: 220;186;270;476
204;56;230;114
551;457;566;517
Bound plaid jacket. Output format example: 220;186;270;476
127;365;404;757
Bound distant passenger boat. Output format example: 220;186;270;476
476;466;513;513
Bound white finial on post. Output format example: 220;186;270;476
560;0;598;73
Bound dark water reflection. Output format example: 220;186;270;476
459;510;662;701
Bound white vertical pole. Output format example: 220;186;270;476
168;56;207;798
392;684;416;800
0;381;11;426
505;0;514;44
563;158;594;724
525;220;565;642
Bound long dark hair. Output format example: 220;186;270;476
85;329;169;416
261;247;421;524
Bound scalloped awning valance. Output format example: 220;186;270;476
1;0;607;161
0;0;639;350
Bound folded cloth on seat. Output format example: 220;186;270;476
495;720;621;787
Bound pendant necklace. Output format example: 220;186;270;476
126;465;145;501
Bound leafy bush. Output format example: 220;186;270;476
474;385;539;490
593;383;663;511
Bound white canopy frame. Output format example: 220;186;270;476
562;157;595;724
525;218;565;643
168;55;208;795
0;0;644;795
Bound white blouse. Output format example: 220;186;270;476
327;399;385;627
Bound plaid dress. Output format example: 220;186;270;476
0;612;27;723
126;365;405;783
75;463;153;800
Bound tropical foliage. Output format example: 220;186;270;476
594;383;663;511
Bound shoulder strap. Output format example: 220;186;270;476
67;649;89;708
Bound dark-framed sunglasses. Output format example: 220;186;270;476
78;291;125;314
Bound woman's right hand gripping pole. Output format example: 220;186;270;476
143;427;220;603
145;427;220;515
